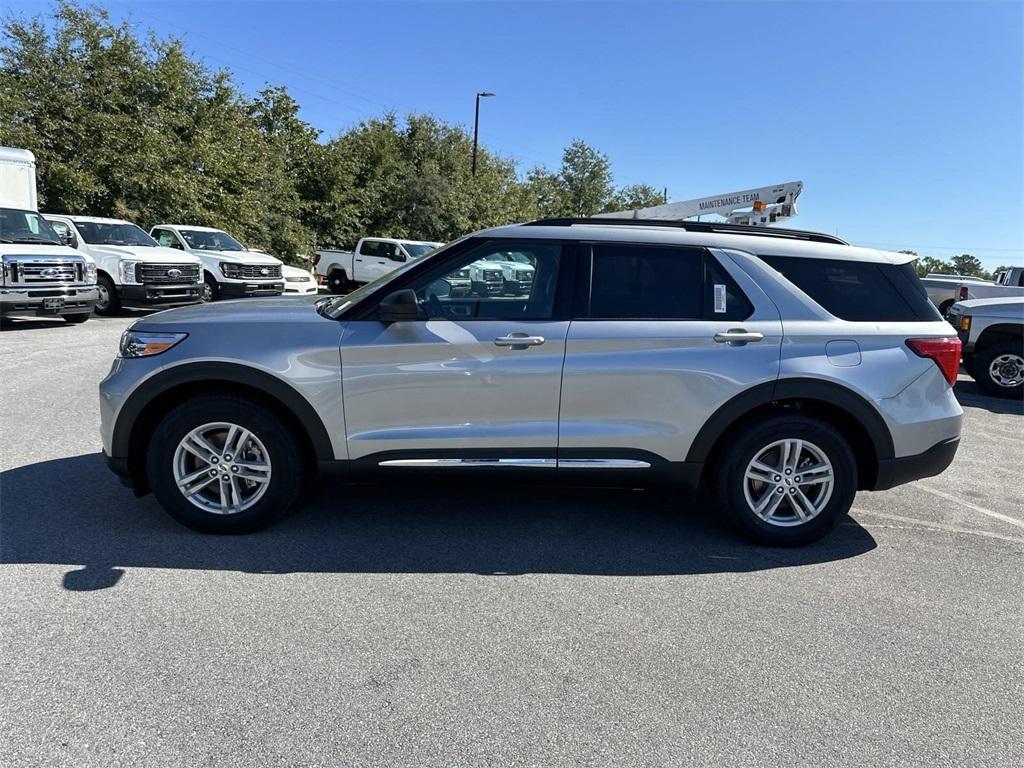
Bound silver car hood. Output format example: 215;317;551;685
133;295;327;329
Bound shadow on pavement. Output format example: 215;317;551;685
1;453;877;591
954;379;1024;415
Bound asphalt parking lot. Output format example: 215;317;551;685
2;313;1022;768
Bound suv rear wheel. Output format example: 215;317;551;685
147;395;304;533
714;414;857;545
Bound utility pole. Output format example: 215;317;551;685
472;91;495;176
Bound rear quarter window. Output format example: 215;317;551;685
758;255;942;322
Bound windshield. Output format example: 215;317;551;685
319;238;464;319
404;243;439;258
0;208;62;245
76;221;157;246
179;229;245;251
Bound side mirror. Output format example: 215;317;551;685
59;231;75;247
378;289;420;323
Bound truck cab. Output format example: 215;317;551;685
150;225;284;302
313;238;442;293
43;215;203;315
0;148;98;324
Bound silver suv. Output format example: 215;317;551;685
100;219;963;545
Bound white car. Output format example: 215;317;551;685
282;264;318;295
150;224;284;302
43;215;203;315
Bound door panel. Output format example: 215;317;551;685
558;244;782;463
340;319;568;459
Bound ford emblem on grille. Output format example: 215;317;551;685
260;267;269;276
41;267;60;279
167;268;182;279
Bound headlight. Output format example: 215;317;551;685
119;260;142;284
220;262;241;278
119;330;188;358
84;261;97;282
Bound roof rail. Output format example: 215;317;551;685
521;217;849;246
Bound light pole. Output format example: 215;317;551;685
472;91;494;176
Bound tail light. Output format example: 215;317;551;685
906;337;961;386
311;253;320;266
959;286;969;300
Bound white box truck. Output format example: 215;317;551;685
0;147;98;324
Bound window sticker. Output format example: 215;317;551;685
714;283;727;313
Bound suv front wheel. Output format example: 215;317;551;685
714;414;857;546
147;395;304;533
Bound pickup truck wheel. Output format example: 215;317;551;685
201;275;220;303
714;414;856;546
94;275;121;315
327;269;349;294
938;299;955;318
971;341;1024;399
63;313;90;324
147;395;305;533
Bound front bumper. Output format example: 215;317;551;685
0;284;99;317
219;281;285;298
120;283;202;307
872;437;960;491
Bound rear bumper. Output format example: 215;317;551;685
0;285;98;317
120;283;202;306
872;437;960;491
219;281;284;298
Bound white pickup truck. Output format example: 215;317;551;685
150;224;285;302
952;267;1024;307
313;237;443;293
948;297;1024;399
919;273;989;316
44;215;203;314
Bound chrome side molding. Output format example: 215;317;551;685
378;457;650;469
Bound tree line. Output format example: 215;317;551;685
902;251;1006;281
0;2;665;264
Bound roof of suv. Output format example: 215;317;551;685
479;220;912;265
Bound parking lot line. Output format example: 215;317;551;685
912;483;1024;529
851;508;1024;545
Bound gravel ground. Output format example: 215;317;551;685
2;313;1022;768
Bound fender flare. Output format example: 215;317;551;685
112;361;334;460
685;378;894;463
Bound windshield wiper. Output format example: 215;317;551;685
3;237;61;245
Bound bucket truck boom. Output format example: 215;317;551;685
595;181;804;226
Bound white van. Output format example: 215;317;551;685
0;147;98;323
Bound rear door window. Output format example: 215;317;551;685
758;255;942;322
581;244;752;321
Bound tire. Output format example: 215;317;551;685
94;275;121;315
63;313;90;324
713;414;857;546
146;395;306;534
970;341;1024;399
327;269;349;294
201;274;220;303
938;299;955;318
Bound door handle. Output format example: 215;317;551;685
713;329;765;346
494;333;546;348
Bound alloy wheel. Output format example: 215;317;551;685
172;422;272;515
743;439;835;527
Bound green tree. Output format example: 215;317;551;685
558;139;613;217
605;183;666;213
950;253;985;278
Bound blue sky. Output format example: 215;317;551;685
8;1;1023;268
